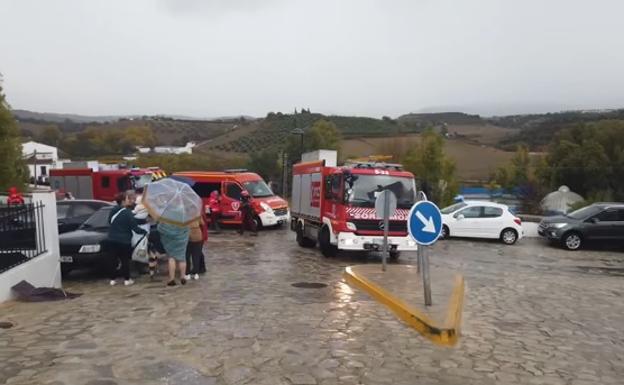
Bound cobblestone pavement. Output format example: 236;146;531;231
1;228;624;385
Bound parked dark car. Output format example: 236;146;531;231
59;206;114;275
538;203;624;250
57;199;112;234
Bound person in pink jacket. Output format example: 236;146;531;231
208;190;221;233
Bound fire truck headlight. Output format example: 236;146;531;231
260;202;273;213
407;240;416;247
342;238;354;246
346;222;357;231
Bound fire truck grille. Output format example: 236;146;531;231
351;220;407;233
274;208;289;217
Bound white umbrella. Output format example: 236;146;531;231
142;178;202;227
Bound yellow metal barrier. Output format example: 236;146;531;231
343;266;464;346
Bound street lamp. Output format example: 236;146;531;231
290;128;305;161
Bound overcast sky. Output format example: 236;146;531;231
1;0;623;118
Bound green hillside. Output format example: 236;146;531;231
491;109;624;150
202;111;424;154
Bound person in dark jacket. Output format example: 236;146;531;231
238;191;257;236
107;191;147;286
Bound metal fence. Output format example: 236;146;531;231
0;202;47;274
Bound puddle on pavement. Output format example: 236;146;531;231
142;361;217;385
574;266;624;276
292;282;328;288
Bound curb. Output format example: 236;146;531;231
343;266;464;346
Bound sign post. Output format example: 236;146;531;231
407;198;442;306
375;190;397;272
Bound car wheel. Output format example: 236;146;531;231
562;232;582;250
319;226;338;258
440;225;450;239
253;216;263;230
389;251;400;261
296;223;316;248
500;228;518;245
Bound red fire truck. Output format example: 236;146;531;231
291;150;418;258
50;167;165;201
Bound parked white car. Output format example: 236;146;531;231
440;201;523;245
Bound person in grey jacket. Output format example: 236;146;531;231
107;191;147;286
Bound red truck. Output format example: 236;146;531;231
50;167;165;201
291;150;418;258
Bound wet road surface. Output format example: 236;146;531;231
1;227;623;384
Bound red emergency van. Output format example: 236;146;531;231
172;170;290;228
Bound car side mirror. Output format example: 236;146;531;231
455;214;464;220
590;217;599;224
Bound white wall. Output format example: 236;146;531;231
0;191;62;303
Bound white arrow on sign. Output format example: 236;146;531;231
416;210;436;233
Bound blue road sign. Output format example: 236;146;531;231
408;200;443;246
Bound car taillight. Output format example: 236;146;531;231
514;218;522;226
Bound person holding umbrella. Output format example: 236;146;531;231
142;178;203;286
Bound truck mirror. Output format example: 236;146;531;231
344;188;353;203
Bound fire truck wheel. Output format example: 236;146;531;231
319;227;338;258
296;223;316;248
389;251;400;261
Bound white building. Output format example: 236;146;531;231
21;141;62;183
137;141;195;155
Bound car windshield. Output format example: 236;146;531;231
441;202;468;214
567;205;602;220
243;180;274;198
347;175;416;209
80;208;111;229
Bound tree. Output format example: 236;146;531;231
37;125;62;147
493;145;546;213
542;120;624;200
308;119;341;152
494;145;530;190
247;149;282;182
402;130;458;206
284;119;341;162
0;81;28;190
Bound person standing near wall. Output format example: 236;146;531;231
7;187;24;205
107;191;147;286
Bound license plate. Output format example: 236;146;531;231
60;256;73;263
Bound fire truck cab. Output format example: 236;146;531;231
50;167;165;202
291;150;418;258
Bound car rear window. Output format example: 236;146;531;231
482;207;503;218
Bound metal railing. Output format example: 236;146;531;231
0;202;47;274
